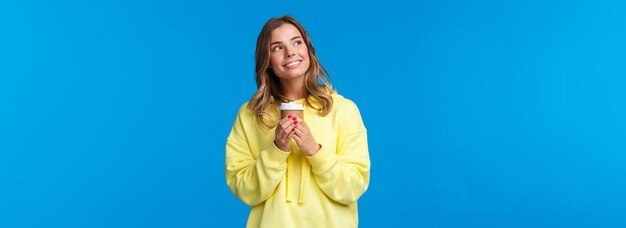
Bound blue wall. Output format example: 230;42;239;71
1;0;625;227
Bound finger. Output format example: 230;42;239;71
292;131;302;144
278;120;294;133
281;130;294;143
288;130;295;139
289;125;298;135
287;115;298;124
292;120;305;134
279;129;289;140
282;124;297;138
276;126;287;140
278;115;296;129
280;114;294;125
293;126;306;140
286;114;300;122
294;122;308;136
277;124;290;139
282;116;298;132
298;119;308;129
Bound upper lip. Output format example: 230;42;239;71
283;60;302;67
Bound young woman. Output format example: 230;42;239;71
225;15;370;228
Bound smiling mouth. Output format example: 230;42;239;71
283;60;301;69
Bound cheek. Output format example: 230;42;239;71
300;47;309;57
302;50;310;64
301;48;310;62
269;55;281;68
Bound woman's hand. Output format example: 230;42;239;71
274;114;296;152
292;117;321;156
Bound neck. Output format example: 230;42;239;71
280;77;306;101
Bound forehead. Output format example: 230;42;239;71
270;24;303;42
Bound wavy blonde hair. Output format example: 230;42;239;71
248;15;334;129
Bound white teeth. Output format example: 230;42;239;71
286;61;300;67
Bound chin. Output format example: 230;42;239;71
278;70;305;79
284;73;305;79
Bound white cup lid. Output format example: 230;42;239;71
279;101;304;111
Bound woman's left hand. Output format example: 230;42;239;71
291;117;321;156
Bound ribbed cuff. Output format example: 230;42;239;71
261;143;291;168
306;144;337;173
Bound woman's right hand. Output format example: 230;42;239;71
274;114;297;152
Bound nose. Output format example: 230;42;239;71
285;47;296;58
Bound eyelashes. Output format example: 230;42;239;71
272;46;283;52
271;40;304;52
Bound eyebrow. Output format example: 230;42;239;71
270;36;303;46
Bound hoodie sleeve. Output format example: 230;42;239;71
307;102;370;205
225;106;290;206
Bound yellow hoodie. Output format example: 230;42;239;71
225;93;370;228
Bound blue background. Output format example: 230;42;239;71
2;0;625;227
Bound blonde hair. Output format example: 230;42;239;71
248;15;334;128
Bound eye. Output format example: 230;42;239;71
271;46;283;52
294;40;303;46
